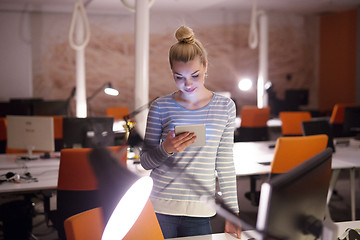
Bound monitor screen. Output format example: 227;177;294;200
62;117;115;149
6;115;55;159
343;106;360;139
302;120;335;152
256;148;332;240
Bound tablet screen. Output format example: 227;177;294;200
174;124;206;147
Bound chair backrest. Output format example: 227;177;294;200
240;106;270;127
106;106;130;121
123;199;164;240
279;111;312;136
329;103;360;137
0;117;6;141
270;134;328;174
0;118;6;153
64;200;164;240
64;207;105;240
330;103;357;124
53;116;63;140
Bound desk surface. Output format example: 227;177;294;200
0;153;59;193
167;221;360;240
233;139;360;176
168;233;238;240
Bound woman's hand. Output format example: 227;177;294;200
225;219;242;239
163;130;196;154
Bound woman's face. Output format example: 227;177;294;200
172;57;207;96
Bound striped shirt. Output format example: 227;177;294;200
140;92;239;217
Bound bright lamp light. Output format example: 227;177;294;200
238;78;253;91
101;176;153;240
88;147;153;240
104;86;119;96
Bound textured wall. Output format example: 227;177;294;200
32;11;318;116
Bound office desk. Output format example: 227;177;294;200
233;140;360;220
0;153;59;194
167;221;360;239
168;233;238;240
241;220;360;240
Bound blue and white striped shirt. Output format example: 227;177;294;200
140;92;239;217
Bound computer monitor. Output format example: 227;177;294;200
302;120;335;152
6;115;55;160
33;100;68;116
256;148;332;240
343;106;360;140
62;117;115;149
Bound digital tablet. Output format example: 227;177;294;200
174;124;206;147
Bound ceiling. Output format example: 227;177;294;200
0;0;359;15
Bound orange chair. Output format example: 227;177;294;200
236;106;270;142
270;134;328;174
279;111;312;136
64;200;164;240
330;103;360;137
106;106;130;121
123;199;164;240
0;118;6;153
51;146;127;239
64;207;105;240
246;134;328;206
53;116;63;151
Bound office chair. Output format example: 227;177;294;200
235;106;270;142
50;146;127;240
64;207;105;240
123;199;164;240
270;134;328;174
329;103;359;137
53;116;64;152
245;134;328;206
0;117;6;153
279;111;311;136
106;106;130;121
64;200;164;240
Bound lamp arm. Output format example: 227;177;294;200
87;82;108;102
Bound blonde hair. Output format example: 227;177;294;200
169;26;208;69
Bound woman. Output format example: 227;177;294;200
140;25;241;239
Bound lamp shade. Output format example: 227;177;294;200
104;83;119;96
88;147;153;239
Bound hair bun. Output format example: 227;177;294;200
175;26;195;44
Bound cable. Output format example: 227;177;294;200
68;0;91;51
120;0;155;12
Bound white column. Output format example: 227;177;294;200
134;0;150;138
75;47;87;118
69;1;90;118
257;12;268;108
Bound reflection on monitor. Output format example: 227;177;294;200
256;148;332;240
6;115;55;160
63;117;115;149
343;106;360;140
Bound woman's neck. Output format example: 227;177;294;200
173;89;213;110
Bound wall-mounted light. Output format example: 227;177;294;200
238;78;253;91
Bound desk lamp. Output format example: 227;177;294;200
88;134;152;240
87;82;119;102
